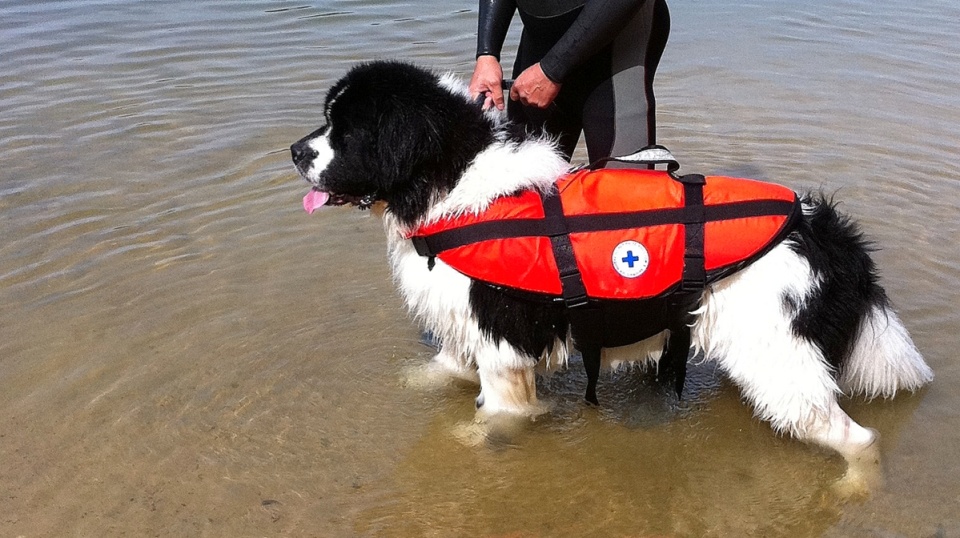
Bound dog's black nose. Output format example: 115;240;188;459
290;141;318;166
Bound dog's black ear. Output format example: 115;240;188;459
376;87;494;187
377;102;445;180
332;61;496;225
370;101;451;226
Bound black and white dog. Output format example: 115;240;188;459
290;61;932;468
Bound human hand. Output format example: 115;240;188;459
469;55;505;111
510;63;561;109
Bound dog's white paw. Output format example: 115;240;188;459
832;434;884;500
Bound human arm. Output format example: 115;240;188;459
470;0;517;110
539;0;648;83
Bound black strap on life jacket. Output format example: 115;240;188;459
678;173;707;292
540;189;589;308
660;172;704;399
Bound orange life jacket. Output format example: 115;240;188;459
409;168;801;306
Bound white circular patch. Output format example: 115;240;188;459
612;241;649;278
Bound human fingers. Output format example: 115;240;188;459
469;56;504;109
515;64;560;109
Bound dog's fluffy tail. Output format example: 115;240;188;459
792;193;933;399
840;304;933;399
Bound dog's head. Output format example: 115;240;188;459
291;61;498;225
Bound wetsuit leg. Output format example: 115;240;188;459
509;27;585;160
580;0;670;162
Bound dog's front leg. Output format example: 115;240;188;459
451;347;542;447
476;364;538;416
473;341;542;417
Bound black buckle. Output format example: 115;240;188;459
681;255;706;291
559;272;589;308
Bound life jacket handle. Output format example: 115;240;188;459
585;144;680;172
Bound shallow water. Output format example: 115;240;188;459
2;0;959;536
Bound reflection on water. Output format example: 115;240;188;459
2;0;959;535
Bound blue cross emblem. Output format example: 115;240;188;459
621;250;641;268
612;240;649;278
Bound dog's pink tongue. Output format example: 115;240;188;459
303;190;330;214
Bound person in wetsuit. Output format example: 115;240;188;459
469;0;670;162
469;1;681;402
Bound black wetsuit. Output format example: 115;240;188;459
477;0;670;161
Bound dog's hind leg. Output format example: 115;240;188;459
700;313;881;494
693;244;879;459
802;398;883;497
694;245;883;495
798;398;878;460
706;329;877;459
